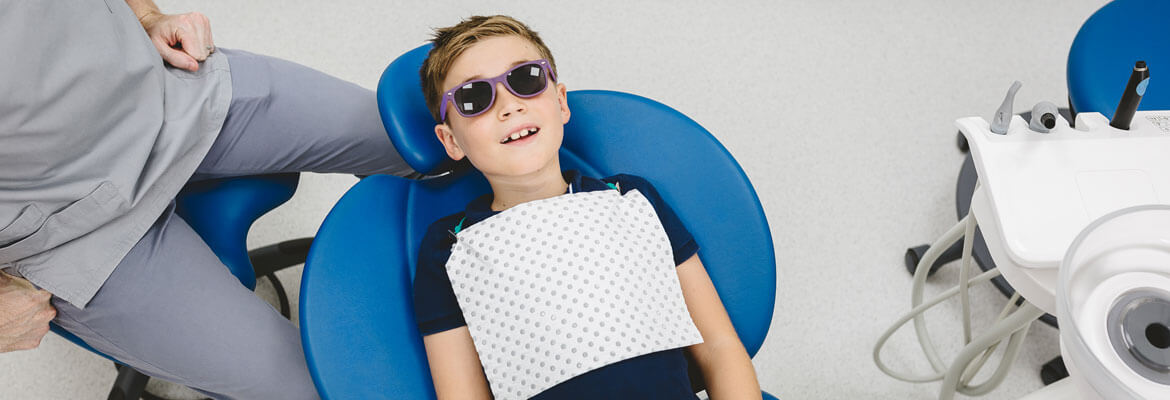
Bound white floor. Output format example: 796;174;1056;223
0;1;1113;399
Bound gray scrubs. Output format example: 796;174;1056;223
1;2;415;399
0;0;231;307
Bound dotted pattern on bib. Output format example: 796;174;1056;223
445;189;704;400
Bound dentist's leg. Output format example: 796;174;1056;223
51;209;318;400
192;48;420;180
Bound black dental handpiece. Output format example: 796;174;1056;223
1110;61;1149;130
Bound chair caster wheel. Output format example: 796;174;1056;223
1040;356;1069;386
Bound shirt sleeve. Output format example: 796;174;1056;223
606;174;699;266
412;214;468;336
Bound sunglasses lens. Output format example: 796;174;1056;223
506;64;548;96
452;81;494;116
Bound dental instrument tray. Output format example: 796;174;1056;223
957;110;1170;270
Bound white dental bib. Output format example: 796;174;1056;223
445;186;704;400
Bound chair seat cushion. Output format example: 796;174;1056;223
175;173;298;289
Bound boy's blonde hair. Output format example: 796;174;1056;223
421;15;558;122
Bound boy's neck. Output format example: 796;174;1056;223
485;162;568;212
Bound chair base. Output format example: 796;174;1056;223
108;363;150;400
1040;356;1070;386
249;237;312;318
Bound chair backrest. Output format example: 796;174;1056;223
300;44;776;399
1067;0;1168;117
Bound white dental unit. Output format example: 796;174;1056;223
875;77;1170;399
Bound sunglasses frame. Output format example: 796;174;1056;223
439;59;557;122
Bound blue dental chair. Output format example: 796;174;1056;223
49;172;309;399
299;45;778;399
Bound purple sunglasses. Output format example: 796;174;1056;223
439;59;557;121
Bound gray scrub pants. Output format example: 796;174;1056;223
49;49;415;400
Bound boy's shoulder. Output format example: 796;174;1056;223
419;211;466;253
599;173;647;185
597;173;658;196
423;211;466;231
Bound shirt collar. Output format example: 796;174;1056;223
462;170;606;227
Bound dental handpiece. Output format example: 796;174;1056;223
1029;101;1060;133
990;81;1022;135
1109;61;1149;130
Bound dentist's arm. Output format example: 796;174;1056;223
124;0;215;71
678;254;762;399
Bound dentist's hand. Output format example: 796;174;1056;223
0;271;55;353
138;10;215;72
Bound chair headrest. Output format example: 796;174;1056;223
376;44;449;175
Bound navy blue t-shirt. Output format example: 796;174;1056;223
413;170;700;399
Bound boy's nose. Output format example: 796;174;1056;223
495;82;526;119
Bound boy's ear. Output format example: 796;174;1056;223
556;83;571;124
434;124;466;161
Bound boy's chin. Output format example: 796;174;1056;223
484;159;562;179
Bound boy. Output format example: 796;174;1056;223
412;15;761;399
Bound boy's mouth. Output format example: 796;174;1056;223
501;127;540;144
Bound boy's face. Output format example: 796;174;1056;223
434;35;570;179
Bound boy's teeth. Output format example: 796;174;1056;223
503;128;538;143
